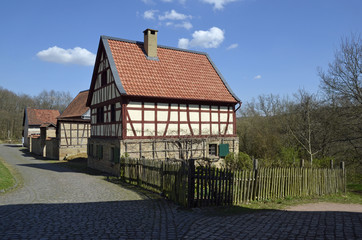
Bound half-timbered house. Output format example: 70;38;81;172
87;29;241;175
56;90;90;159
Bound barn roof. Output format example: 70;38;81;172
58;90;89;120
25;108;60;126
87;34;240;105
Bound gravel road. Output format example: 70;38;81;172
1;144;361;239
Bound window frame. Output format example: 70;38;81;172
209;144;217;156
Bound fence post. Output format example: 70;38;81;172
340;161;346;193
160;161;164;196
136;159;140;186
330;159;333;169
253;158;259;201
187;158;195;208
300;159;304;168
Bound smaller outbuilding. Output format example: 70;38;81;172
56;90;91;160
23;108;60;153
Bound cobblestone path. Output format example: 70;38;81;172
1;144;361;239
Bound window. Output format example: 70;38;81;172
97;107;104;123
209;144;217;156
111;104;116;122
101;71;107;86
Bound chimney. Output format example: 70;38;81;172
143;28;158;59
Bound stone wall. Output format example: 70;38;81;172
59;146;88;160
87;138;121;176
87;136;239;176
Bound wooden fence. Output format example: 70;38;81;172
119;158;346;208
233;167;346;205
120;158;188;206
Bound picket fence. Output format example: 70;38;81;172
119;158;346;208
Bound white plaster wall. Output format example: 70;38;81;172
144;124;155;136
167;124;178;136
128;110;142;121
170;111;178;121
144;110;155;121
190;112;199;121
157;111;168;121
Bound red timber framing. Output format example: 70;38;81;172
121;98;237;140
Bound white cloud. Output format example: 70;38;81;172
254;75;262;80
178;27;224;49
144;10;158;19
167;21;193;30
159;9;192;21
227;43;238;50
160;0;187;4
178;38;190;49
201;0;238;10
175;21;193;30
36;46;96;66
141;0;155;4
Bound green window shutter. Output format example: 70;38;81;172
219;144;229;157
113;147;120;163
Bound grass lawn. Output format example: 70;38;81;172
0;157;16;192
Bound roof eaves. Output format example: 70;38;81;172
101;36;127;95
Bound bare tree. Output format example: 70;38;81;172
286;90;329;165
34;90;73;112
318;34;362;162
319;34;362;105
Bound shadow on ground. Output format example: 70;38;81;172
0;200;361;239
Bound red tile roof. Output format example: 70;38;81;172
58;90;89;119
94;36;239;104
26;108;60;126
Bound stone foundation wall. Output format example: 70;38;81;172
59;146;88;160
87;138;121;176
87;136;239;176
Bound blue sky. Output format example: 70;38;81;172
0;0;361;103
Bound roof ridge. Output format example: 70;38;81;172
101;35;208;56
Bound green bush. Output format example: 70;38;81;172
313;156;334;168
225;152;253;171
278;147;300;167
